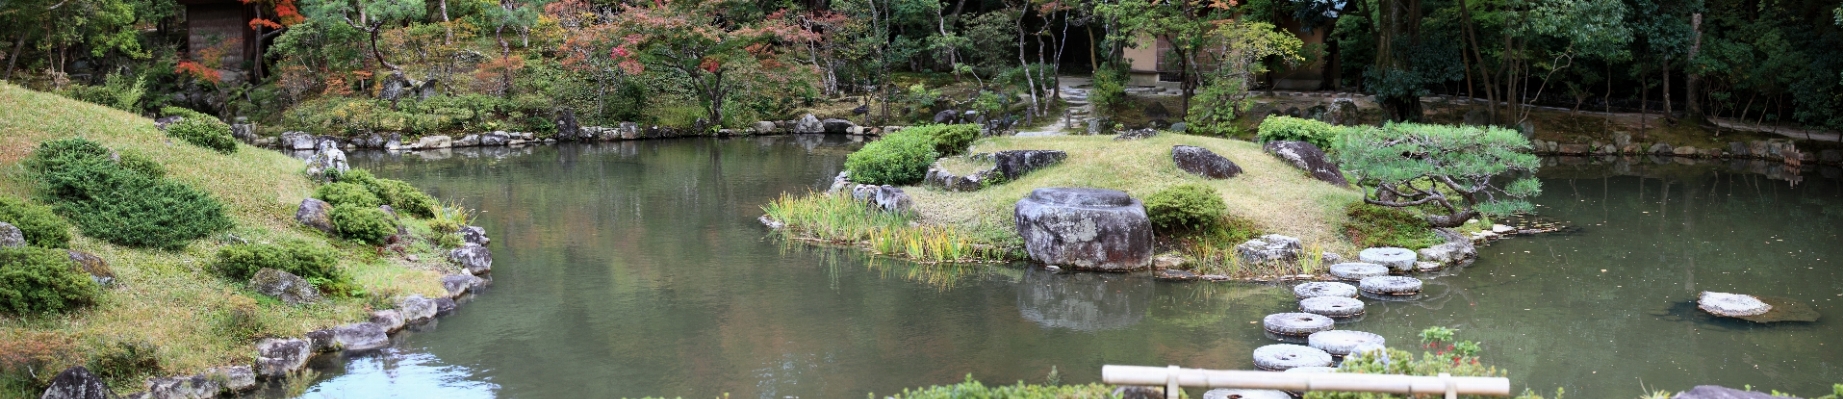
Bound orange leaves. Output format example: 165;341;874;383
177;61;223;84
249;18;284;30
474;55;526;95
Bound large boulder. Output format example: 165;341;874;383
932;109;960;124
0;222;22;248
480;132;512;146
295;198;335;233
254;338;311;377
205;366;256;393
40;366;112;399
304;146;350;177
1013;188;1154;271
1236;234;1302;264
1671;385;1794;399
1262;141;1348;187
450;243;493;275
140;375;219;399
752;121;778;135
332;322;390;351
66;250;114;286
1171;145;1243;179
251;268;322;305
459;226;490;246
822;118;856;134
554;109;583;141
415;135;453;150
442;274;485;298
870;185;911;213
793;114;825;134
369;310;404;332
1698;291;1772;317
281;131;317;151
995;150;1068;180
397;294;439;323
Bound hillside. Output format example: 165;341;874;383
0;83;446;395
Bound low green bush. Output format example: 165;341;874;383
85;340;160;385
844;130;939;185
1145;184;1228;232
335;170;437;218
314;182;383;209
159;106;214;121
165;117;238;154
902;124;980;156
330;204;396;245
1258;115;1344;151
0;197;70;248
212;241;356;296
115;151;166;178
26;139;233;250
888;375;1116;399
0;246;100;316
1341;203;1442;249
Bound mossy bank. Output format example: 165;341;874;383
0;83;476;397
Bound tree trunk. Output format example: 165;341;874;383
1662;55;1672;119
1017;9;1040;119
1459;0;1496;123
1683;13;1705;124
441;0;453;44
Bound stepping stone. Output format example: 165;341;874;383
1252;344;1334;371
1328;263;1389;281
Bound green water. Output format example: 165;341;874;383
302;138;1841;398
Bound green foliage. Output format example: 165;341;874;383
1187;21;1304;137
334;170;436;218
330;204;395;245
1336;123;1541;227
1145;184;1228;232
212;241;356;296
902;124;980;156
0;246;99;316
60;73;146;112
1258;116;1345;150
86;340;161;385
1306;327;1506;399
1088;64;1129;117
844;130;939;185
27;138;233;250
0;196;71;248
164;117;238;154
314;182;383;209
888;375;1116;399
115;150;166;179
159;106;214;121
1342;203;1442;249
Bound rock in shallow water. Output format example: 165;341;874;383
1251;344;1334;370
1013;188;1153;271
1359;247;1417;272
1698;291;1771;317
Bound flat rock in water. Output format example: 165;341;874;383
1359;247;1417;272
1672;385;1797;399
1697;291;1771;317
1328;262;1389;280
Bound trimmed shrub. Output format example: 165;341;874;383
844;131;939;185
165;117;238;154
335;170;437;218
1341;203;1442;249
314;182;382;209
1144;184;1228;232
213;241;356;296
0;246;100;316
116;151;166;178
159;106;214;121
1258;116;1344;151
330;204;395;245
26;139;233;250
0;197;71;248
903;124;981;156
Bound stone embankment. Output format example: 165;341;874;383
236;114;893;153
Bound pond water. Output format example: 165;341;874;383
293;137;1842;398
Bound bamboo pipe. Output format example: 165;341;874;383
1103;365;1512;399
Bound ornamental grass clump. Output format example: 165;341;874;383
0;196;71;248
1336;122;1541;227
844;130;940;185
0;246;100;316
25;138;233;250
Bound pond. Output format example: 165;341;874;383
291;137;1841;398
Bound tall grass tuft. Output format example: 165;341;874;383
762;191;1007;263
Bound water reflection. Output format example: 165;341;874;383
1017;268;1154;331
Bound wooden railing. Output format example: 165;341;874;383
1103;365;1512;399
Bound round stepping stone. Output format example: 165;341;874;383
1308;330;1386;356
1359;276;1423;296
1327;262;1389;281
1204;389;1292;399
1263;330;1309;345
1698;291;1772;317
1263;312;1334;336
1293;282;1358;299
1252;344;1334;370
1299;296;1365;318
1359;247;1417;272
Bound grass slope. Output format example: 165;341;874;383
0;84;445;394
908;133;1364;257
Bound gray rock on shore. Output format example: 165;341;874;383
1013;188;1154;271
397;294;439;323
251;268;322;305
460;226;490;246
332;322;389;351
40;366;112;399
254;338;311;377
995;150;1067;180
1236;234;1302;265
0;222;22;248
140;374;220;399
450;243;492;275
295;198;335;233
1171;145;1242;179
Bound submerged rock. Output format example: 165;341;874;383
1697;291;1771;317
1171;145;1242;179
1013;188;1153;271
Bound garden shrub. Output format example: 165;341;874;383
844;130;939;185
1257;116;1343;150
330;204;396;245
0;197;70;248
212;241;356;296
335;170;437;218
85;340;160;384
1341;203;1442;249
165;117;238;154
0;246;99;316
115;151;166;178
903;124;980;156
159;106;214;121
26;139;233;250
314;182;382;209
1144;184;1228;232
